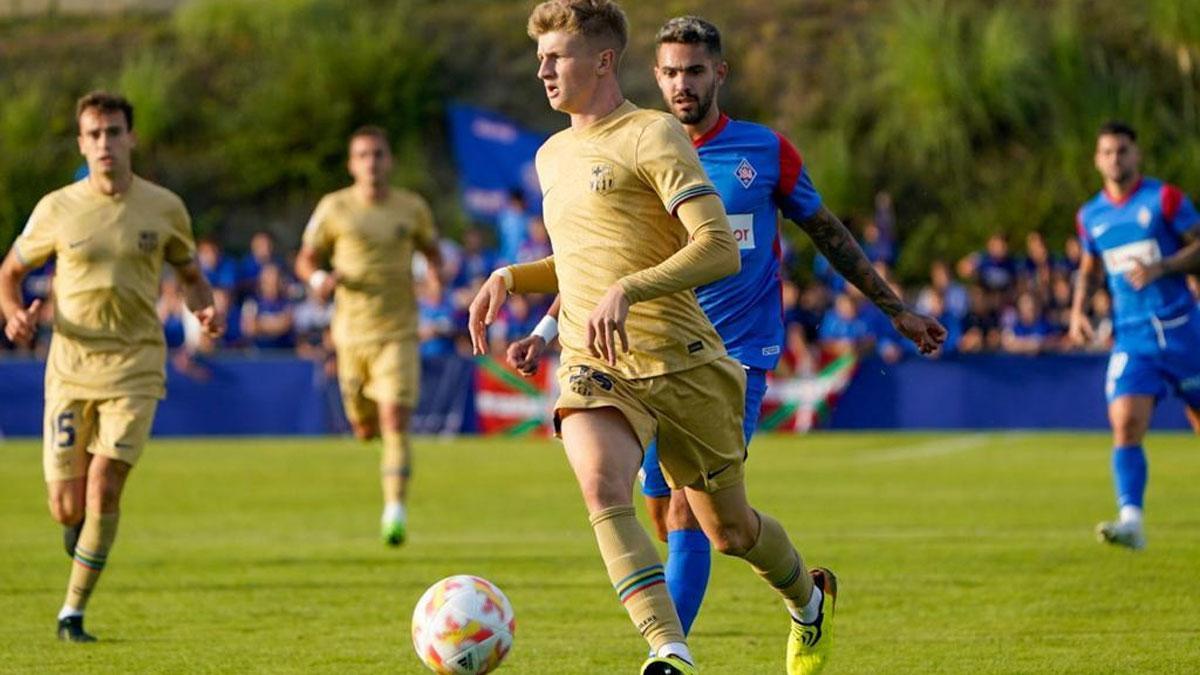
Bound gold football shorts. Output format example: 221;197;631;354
336;339;419;424
43;396;159;482
554;356;747;493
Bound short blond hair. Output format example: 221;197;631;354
527;0;628;55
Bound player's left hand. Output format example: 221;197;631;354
892;310;947;356
194;305;226;338
587;284;630;366
1125;260;1163;291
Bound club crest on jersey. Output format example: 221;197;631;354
137;230;158;253
589;164;614;193
735;158;757;189
1138;206;1152;228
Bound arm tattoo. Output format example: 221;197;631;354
1163;227;1200;275
797;205;906;317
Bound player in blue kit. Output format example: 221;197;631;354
1069;121;1200;551
508;16;944;660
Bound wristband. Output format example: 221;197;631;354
532;314;558;342
494;268;514;291
309;269;330;291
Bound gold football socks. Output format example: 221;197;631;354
590;505;685;652
741;511;816;616
63;511;119;614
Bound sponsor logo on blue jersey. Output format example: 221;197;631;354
1077;177;1200;351
693;116;823;371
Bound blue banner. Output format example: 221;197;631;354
0;355;477;438
0;354;1191;436
829;354;1190;430
446;103;548;223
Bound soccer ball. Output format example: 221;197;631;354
411;575;516;674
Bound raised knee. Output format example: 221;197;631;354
49;498;83;526
352;422;378;441
708;523;756;557
579;476;629;513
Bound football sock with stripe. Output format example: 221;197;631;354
739;511;815;621
64;511;119;614
665;528;711;635
589;505;685;652
381;429;411;503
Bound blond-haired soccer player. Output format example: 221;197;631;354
508;14;946;648
471;2;837;673
295;126;441;546
0;91;223;642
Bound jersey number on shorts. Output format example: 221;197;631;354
56;412;76;449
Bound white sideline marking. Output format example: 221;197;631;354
858;434;1008;464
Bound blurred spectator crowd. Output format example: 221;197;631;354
5;189;1186;377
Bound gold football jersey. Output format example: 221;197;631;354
15;176;196;399
536;101;726;378
302;187;437;346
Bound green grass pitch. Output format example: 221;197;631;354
1;432;1198;673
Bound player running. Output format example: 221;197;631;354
0;91;224;642
295;126;442;547
471;3;943;673
1069;121;1200;551
506;15;945;645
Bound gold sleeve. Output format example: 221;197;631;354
411;194;438;251
301;196;335;253
164;198;197;267
506;256;558;294
13;196;57;268
635;117;717;214
618;193;739;304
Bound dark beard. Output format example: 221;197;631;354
674;87;715;125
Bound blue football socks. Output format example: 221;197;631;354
665;528;711;635
1112;444;1148;509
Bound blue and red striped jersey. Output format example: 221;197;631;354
693;115;823;370
1076;177;1200;338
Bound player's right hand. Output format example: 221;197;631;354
468;273;509;355
194;305;226;339
587;284;631;366
313;271;338;302
3;298;41;344
507;335;546;376
1067;311;1094;345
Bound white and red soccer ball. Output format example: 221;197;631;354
412;575;516;674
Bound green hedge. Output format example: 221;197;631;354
2;0;1197;279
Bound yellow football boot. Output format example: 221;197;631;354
787;567;837;675
640;655;698;674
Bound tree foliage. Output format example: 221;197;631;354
1;0;1197;278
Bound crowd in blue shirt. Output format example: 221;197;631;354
4;192;1150;377
782;218;1123;374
